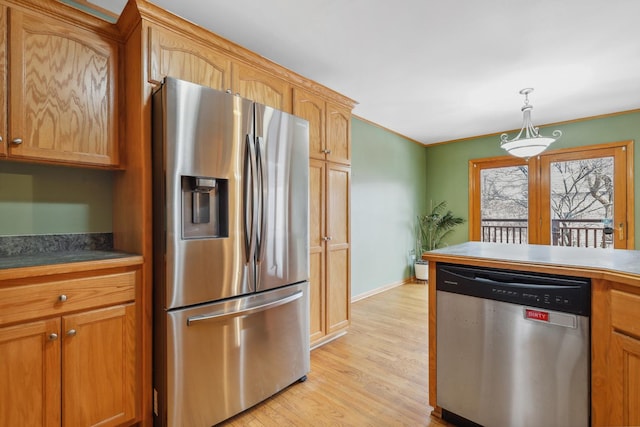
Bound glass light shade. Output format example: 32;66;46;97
501;137;556;158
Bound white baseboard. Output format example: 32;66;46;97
351;277;416;303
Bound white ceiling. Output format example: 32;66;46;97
97;0;640;145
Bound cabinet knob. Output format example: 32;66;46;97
0;136;3;143
322;149;332;154
48;333;58;341
323;236;333;241
11;138;23;145
66;329;77;337
58;294;68;302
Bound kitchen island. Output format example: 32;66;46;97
423;242;640;427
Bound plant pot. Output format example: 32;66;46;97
415;260;429;282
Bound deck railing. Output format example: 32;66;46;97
481;219;528;244
481;218;613;248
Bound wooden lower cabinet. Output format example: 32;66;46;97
309;159;351;347
609;331;640;425
309;245;326;343
62;304;136;427
0;304;135;427
0;263;140;427
587;280;640;427
0;318;61;427
326;165;350;334
604;287;640;426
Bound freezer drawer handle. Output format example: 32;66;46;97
186;290;303;326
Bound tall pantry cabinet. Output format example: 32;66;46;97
294;88;352;347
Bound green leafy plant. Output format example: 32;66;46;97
416;201;465;255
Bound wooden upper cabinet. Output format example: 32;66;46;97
8;9;118;166
232;62;291;112
0;5;6;158
148;24;231;91
293;88;351;165
326;104;351;165
293;88;325;161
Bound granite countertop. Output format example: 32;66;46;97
423;241;640;278
0;233;141;271
0;250;138;270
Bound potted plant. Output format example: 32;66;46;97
415;201;465;281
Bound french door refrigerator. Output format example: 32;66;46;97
151;77;310;427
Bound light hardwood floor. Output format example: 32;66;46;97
222;283;451;426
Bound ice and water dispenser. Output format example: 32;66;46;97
181;176;228;239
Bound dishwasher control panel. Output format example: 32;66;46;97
437;263;591;316
490;285;578;311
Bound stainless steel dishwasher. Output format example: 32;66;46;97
436;263;590;427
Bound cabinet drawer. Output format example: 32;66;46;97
611;289;640;338
0;271;136;326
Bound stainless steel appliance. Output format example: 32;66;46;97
436;263;590;427
151;77;310;427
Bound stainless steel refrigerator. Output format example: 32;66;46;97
151;77;310;427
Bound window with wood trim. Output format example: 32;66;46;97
469;140;634;249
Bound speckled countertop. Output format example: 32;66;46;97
423;241;640;278
0;250;137;270
0;233;139;270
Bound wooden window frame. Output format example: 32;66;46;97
469;140;634;249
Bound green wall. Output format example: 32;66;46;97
351;118;428;298
2;111;636;300
424;110;640;246
0;162;113;236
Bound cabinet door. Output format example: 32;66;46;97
610;331;640;425
608;289;640;425
326;103;351;165
232;62;291;112
0;318;60;427
148;24;231;91
9;10;118;166
326;164;351;333
309;159;326;343
62;303;136;427
293;88;326;161
0;5;6;157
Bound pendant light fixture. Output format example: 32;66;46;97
500;88;561;159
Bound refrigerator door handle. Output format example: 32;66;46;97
243;134;258;263
255;136;268;263
186;290;303;325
